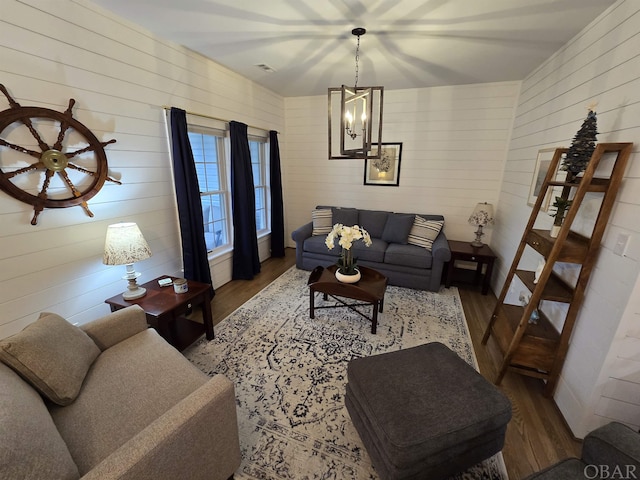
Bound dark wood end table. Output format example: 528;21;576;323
105;276;214;350
445;240;496;295
308;265;388;334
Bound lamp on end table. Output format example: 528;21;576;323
468;202;494;247
103;222;152;300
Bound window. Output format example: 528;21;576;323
184;124;269;254
188;127;230;252
249;136;269;234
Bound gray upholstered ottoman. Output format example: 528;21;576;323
345;342;512;480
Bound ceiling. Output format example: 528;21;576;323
92;0;616;97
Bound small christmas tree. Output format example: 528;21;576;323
561;108;598;181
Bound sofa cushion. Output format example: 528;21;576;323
311;208;333;236
381;213;415;244
331;207;359;226
358;210;389;239
0;362;80;480
408;216;444;251
49;329;208;475
304;235;339;256
353;238;387;263
0;312;100;406
385;243;433;269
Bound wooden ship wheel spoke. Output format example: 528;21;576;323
0;138;42;159
0;84;121;225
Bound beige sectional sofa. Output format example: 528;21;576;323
0;305;240;480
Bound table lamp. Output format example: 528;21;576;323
468;202;494;247
103;222;152;300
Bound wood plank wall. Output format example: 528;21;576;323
0;0;284;337
284;82;520;244
493;0;640;437
3;0;637;440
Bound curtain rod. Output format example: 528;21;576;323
162;105;279;134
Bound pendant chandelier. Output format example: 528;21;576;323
328;27;384;159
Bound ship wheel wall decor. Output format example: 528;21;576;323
0;84;121;225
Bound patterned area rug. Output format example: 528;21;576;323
185;267;508;480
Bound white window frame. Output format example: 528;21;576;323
248;134;270;236
188;125;232;254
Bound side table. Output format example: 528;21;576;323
105;276;214;350
445;240;496;295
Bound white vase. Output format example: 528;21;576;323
335;268;361;283
550;224;561;238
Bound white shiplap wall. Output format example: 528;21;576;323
284;82;520;245
493;0;640;437
592;271;640;432
4;0;637;439
0;0;284;338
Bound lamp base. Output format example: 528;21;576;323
470;225;485;247
122;264;146;300
123;286;146;300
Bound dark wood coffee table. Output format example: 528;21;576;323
308;265;388;334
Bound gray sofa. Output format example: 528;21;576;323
525;422;640;479
0;305;241;480
291;206;451;291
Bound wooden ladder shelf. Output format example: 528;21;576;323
482;142;633;396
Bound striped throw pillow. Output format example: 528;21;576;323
407;216;444;250
312;209;333;236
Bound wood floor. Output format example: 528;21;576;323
208;247;582;479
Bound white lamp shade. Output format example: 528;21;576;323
468;203;495;226
103;222;152;265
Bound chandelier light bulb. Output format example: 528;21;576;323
345;110;353;126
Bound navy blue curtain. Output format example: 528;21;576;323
269;130;285;257
230;121;261;279
169;107;214;297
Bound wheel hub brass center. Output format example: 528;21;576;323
41;149;69;171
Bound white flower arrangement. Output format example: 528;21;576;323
325;223;372;275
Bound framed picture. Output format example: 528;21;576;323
364;143;402;186
528;147;565;212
